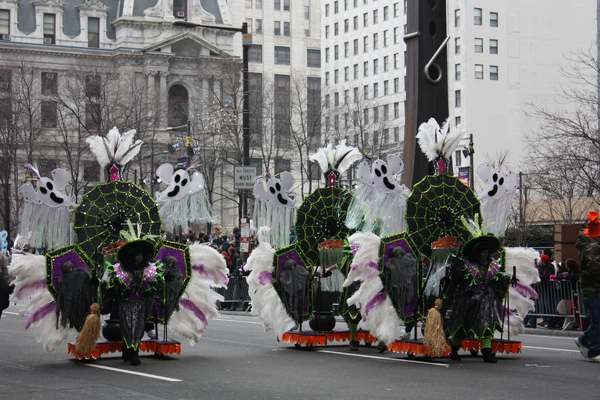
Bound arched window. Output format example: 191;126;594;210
168;85;188;128
173;0;187;18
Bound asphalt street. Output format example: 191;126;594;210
1;304;598;400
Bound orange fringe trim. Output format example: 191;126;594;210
388;341;451;357
279;330;377;346
67;339;181;360
461;339;522;354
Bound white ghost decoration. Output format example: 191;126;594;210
22;168;75;208
477;162;518;200
253;172;295;208
155;163;205;202
357;154;405;194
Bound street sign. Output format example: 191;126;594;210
234;166;257;190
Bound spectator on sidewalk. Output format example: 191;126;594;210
575;211;600;362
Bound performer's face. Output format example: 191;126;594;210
134;252;143;265
477;248;490;264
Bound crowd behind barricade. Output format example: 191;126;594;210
523;250;587;331
162;226;260;311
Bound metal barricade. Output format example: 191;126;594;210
524;279;587;330
214;276;251;310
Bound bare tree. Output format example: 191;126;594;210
524;46;600;223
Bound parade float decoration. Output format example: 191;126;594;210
9;127;227;361
253;171;296;249
155;157;218;233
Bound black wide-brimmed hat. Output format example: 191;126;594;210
117;239;156;268
461;235;501;259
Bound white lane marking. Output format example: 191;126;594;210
316;349;449;367
81;363;182;381
215;317;263;325
524;346;580;353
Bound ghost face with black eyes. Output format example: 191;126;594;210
253;172;295;208
357;154;405;194
155;163;204;202
22;169;75;208
477;162;518;200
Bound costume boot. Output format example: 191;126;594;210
450;345;461;361
349;341;359;351
122;348;132;362
481;348;497;363
130;350;141;366
377;341;387;353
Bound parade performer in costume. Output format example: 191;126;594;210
102;234;163;365
445;234;512;363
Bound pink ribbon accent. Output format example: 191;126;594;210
25;302;56;329
180;298;208;327
364;292;386;314
258;271;274;286
192;264;210;276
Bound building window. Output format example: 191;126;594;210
394;102;399;118
384;80;389;95
307;49;320;68
275;159;291;174
353;64;358;79
475;64;483;79
344;41;349;58
325;72;329;86
274;21;281;35
474;8;482;25
373;32;378;50
394;127;399;142
363;108;369;124
474;38;483;53
325;25;329;38
88;17;99;48
394;78;399;93
43;13;56;44
383;104;389;120
0;69;11;92
0;9;10;38
394;53;399;69
455;64;461;81
454;150;462;167
373;9;378;24
85;75;101;97
173;0;187;18
354;16;358;30
455;37;460;54
84;161;100;182
490;12;498;27
334;0;338;13
274;0;280;10
324;3;329;16
41;101;57;128
334;69;339;84
344;90;349;104
344;19;349;33
363;61;368;77
248;44;263;63
325;47;329;63
394;27;399;44
283;0;289;11
256;0;262;8
383;30;389;47
489;39;498;54
85;103;101;130
490;65;499;80
373;82;379;98
305;6;310;19
168;84;188;127
363;36;368;52
353;39;358;55
454;9;460;27
334;92;339;106
363;12;368;27
344;66;349;81
246;0;252;8
334;45;339;60
41;72;57;95
334;22;339;35
383;56;389;72
274;46;291;65
455;116;461;126
255;19;262;34
363;85;368;100
383;5;388;20
373;58;379;75
283;21;290;36
455;90;461;107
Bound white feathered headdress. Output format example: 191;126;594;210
309;140;362;186
417;118;465;174
86;127;142;169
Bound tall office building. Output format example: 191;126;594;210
323;0;596;192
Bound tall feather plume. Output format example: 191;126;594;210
309;142;334;173
86;127;142;168
334;140;363;175
417;118;466;161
